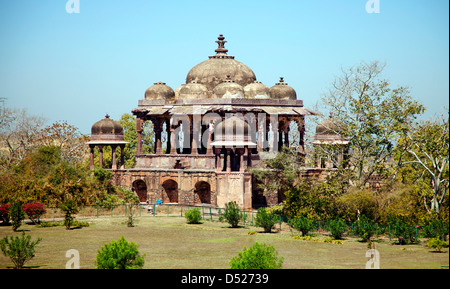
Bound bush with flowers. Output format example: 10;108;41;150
22;203;46;224
388;215;417;244
0;204;11;224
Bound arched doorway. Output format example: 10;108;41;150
132;180;147;202
194;181;211;204
162;179;178;203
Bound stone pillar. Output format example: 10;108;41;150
154;119;163;155
136;118;143;154
111;144;117;170
191;118;200;155
257;119;265;153
215;148;222;172
120;144;125;169
238;148;245;172
271;125;279;153
247;146;252;168
226;148;231;173
206;121;214;155
283;122;290;148
166;119;171;154
170;121;178;155
89;145;95;171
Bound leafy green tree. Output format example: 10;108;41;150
95;236;145;269
60;200;79;230
230;242;283;269
185;208;202;224
255;208;278;233
351;215;377;242
221;201;244;228
290;215;315;236
251;147;304;193
123;188;140;227
327;217;347;240
0;232;42;269
10;202;25;232
318;61;425;188
118;113;154;168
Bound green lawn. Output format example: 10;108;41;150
0;216;448;269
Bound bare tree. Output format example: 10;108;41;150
400;112;449;214
0;107;46;166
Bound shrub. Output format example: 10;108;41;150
255;208;278;233
23;203;46;224
290;215;315;236
426;238;448;253
0;203;11;224
388;215;417;244
0;232;42;269
221;201;243;228
323;237;333;243
420;217;449;241
229;242;283;269
60;200;79;230
327;217;347;240
185;208;202;224
10;202;25;232
352;215;377;242
95;236;145;269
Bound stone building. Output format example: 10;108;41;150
312;114;349;169
90;35;325;210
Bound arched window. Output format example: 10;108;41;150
194;181;211;204
132;180;147;202
162;179;178;203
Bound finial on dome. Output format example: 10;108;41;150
275;77;288;86
215;34;228;54
105;114;110;119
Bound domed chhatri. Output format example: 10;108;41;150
91;114;124;141
313;114;348;144
244;80;270;99
145;81;175;101
212;75;245;99
87;114;128;171
186;35;256;92
269;77;297;100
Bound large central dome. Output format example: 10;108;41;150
185;35;256;92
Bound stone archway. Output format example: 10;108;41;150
162;179;178;203
132;180;148;202
194;181;211;204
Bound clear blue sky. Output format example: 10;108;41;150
0;0;448;134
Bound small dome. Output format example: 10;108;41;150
316;115;343;135
179;81;209;99
313;114;348;145
145;81;175;101
91;115;124;141
212;75;245;99
214;116;250;141
269;77;297;100
174;84;185;99
244;80;270;99
186;35;257;92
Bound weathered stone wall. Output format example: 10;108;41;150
112;167;334;210
112;169;218;206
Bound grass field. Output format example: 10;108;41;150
0;216;448;269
